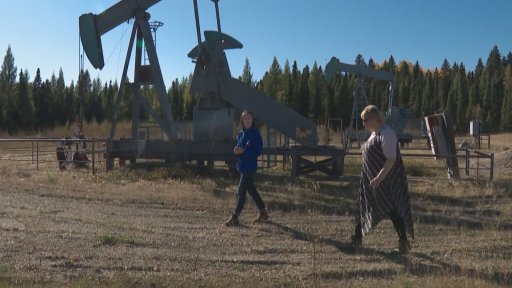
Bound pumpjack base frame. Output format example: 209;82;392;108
262;146;345;178
105;139;345;179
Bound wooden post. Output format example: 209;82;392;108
476;156;480;181
36;141;39;170
92;138;96;175
465;147;470;177
291;149;299;178
267;126;271;168
490;153;494;181
31;141;34;164
487;134;491;150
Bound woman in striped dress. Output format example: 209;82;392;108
351;105;414;253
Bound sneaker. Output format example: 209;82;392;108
399;238;411;254
224;214;240;227
253;210;269;223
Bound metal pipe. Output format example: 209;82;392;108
212;0;222;33
193;0;203;52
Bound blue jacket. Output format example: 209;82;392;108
236;127;263;173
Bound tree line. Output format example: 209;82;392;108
0;45;511;135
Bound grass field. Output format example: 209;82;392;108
0;131;511;287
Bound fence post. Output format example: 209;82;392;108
465;147;469;177
36;141;39;170
476;156;479;181
92;138;96;175
490;153;494;181
31;141;34;164
487;134;491;150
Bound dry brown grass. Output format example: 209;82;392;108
0;159;511;287
0;133;511;287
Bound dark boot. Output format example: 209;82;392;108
350;223;363;249
224;213;240;227
253;209;269;223
350;234;362;249
399;238;411;254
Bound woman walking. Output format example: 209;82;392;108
224;111;269;226
351;105;414;253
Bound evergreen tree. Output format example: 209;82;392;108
65;81;76;125
309;62;324;121
355;54;367;67
396;61;411;107
17;70;33;131
502;64;512;131
262;56;282;99
482;46;504;131
290;61;301;112
438;59;452;110
297;65;310;117
411;61;424;116
54;69;67;126
169;78;181;121
0;46;17;130
421;71;434;116
32;68;45;131
281;60;292;106
240;57;254;87
43;79;55;128
445;62;469;132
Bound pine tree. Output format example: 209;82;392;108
396;61;411;107
32;68;45;131
482;46;504;131
298;65;310;117
17;70;33;131
54;69;67;126
290;61;301;112
309;62;323;121
66;81;76;125
438;59;452;110
0;46;17;130
240;57;254;87
421;71;434;116
411;61;424;116
281;60;291;106
507;52;512;66
262;57;282;99
466;59;485;121
355;54;367;67
502;64;512;131
169;78;181;121
43;79;55;128
455;64;469;132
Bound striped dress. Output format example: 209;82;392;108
358;126;414;238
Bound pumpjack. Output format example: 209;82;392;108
79;0;344;177
325;57;413;150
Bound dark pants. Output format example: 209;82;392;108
234;172;266;215
354;210;407;241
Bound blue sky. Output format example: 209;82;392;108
0;0;511;85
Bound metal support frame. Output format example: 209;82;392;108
287;147;344;178
105;11;176;167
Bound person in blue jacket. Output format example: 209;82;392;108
224;111;269;226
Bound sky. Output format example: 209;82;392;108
0;0;511;86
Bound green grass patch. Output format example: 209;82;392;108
97;233;138;246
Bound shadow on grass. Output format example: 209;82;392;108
266;221;512;286
128;165;512;231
